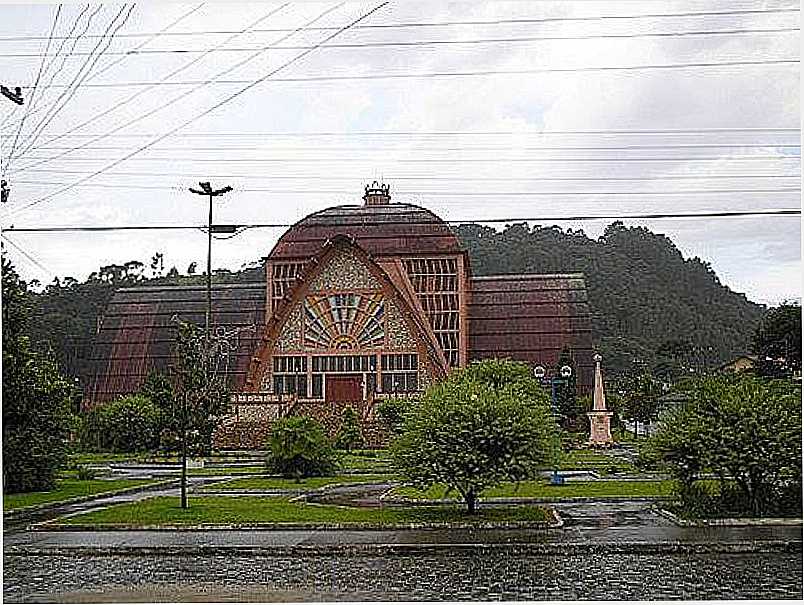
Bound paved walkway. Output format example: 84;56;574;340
5;500;801;552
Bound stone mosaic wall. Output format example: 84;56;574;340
274;306;302;352
309;248;380;292
213;401;389;449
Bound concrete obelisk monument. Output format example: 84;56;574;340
587;353;614;446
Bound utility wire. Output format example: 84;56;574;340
24;5;94;117
11;5;136;168
26;3;284;156
79;3;206;83
9;3;338;175
2;26;799;57
7;2;394;218
0;6;798;41
20;59;799;90
14;169;800;182
17;143;804;154
3;4;62;179
9;181;801;198
4;127;797;138
1;4;206;140
0;233;58;279
12;156;800;171
3;209;801;233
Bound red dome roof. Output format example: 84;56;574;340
268;202;464;261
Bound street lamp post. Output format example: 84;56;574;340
534;364;573;485
185;182;231;509
189;182;232;349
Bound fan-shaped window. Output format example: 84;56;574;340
303;293;385;349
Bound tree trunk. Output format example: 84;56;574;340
465;490;477;514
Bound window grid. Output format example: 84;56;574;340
271;262;304;308
404;258;460;367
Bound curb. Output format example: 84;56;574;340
655;507;804;527
3;479;180;521
381;494;672;505
31;517;560;532
5;540;800;558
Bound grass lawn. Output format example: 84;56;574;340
3;478;158;511
186;466;266;476
339;450;393;473
205;474;396;491
393;479;675;500
61;495;552;526
558;449;637;475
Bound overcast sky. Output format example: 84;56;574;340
0;0;799;305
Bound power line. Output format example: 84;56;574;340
2;26;799;57
7;2;392;218
17;143;804;153
24;3;288;159
9;5;134;170
8;3;309;174
14;169;800;182
19;59;801;90
1;4;206;144
0;233;58;279
12;156;800;169
25;5;95;116
4;127;798;138
9;180;801;197
3;209;800;233
3;4;62;180
79;3;206;83
0;7;798;41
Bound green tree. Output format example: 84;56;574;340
169;320;231;507
620;371;663;438
643;375;801;517
265;416;339;480
2;258;73;493
752;302;801;378
334;406;364;451
392;359;558;513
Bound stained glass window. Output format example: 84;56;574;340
303;293;385;349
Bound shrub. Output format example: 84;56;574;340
265;416;339;480
334;407;363;451
80;395;163;453
76;466;96;481
377;397;410;434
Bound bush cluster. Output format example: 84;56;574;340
79;395;163;453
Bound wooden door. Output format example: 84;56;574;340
325;375;363;402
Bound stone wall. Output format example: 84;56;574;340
213;401;389;450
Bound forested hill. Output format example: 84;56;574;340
454;221;765;375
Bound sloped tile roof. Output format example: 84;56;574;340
469;273;595;390
83;283;265;403
268;203;464;260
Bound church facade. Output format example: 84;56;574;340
84;183;594;448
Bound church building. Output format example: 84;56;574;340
84;183;594;447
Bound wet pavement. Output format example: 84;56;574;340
4;478;802;601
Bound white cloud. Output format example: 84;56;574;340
0;1;799;304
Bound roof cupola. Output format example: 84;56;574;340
363;181;390;206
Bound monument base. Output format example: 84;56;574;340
587;410;614;446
